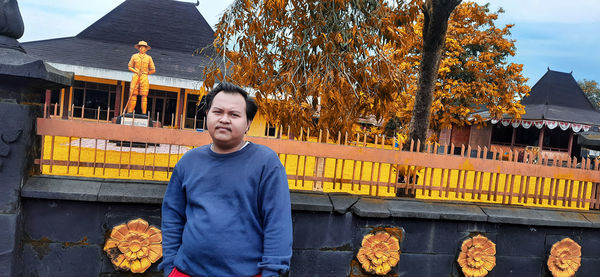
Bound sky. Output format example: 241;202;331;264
16;0;600;86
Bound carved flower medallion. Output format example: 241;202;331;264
104;218;162;273
547;238;581;277
457;235;496;277
356;231;400;275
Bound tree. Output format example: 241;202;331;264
578;79;600;110
407;0;462;147
203;0;528;142
396;2;528;143
203;0;420;136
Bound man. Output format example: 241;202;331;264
126;40;155;114
159;83;293;277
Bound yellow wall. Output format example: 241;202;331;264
41;133;591;210
247;111;273;137
75;75;117;85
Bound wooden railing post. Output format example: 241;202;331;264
313;157;325;192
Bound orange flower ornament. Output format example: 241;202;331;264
104;218;162;273
547;238;581;277
457;235;496;277
356;231;400;275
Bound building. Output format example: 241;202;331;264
23;0;216;128
23;0;275;137
440;69;600;161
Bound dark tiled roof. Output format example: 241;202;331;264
22;37;211;81
520;69;600;125
21;0;216;81
0;46;73;91
77;0;215;53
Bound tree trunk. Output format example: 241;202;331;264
407;0;461;150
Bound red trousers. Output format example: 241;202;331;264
168;267;262;277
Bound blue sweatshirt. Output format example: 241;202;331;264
159;143;293;277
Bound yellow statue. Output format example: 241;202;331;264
126;41;155;114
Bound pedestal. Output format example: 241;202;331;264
117;113;151;127
113;114;159;147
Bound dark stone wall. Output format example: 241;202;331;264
20;198;162;276
290;211;600;277
19;195;600;277
0;101;38;277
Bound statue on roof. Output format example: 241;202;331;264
125;40;155;115
0;0;25;52
0;0;24;39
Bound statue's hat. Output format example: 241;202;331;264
134;41;151;50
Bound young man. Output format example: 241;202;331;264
159;83;293;277
126;40;155;114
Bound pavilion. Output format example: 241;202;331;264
439;69;600;161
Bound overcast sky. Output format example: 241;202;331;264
16;0;600;86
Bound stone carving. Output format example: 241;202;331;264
0;0;25;40
356;231;400;275
0;128;23;170
457;235;496;277
104;218;162;273
547;238;581;277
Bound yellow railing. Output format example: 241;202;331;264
36;118;600;210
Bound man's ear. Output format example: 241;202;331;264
246;120;252;133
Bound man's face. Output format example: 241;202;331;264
207;92;250;153
138;46;148;54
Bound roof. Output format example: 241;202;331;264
0;47;73;90
21;0;216;84
0;33;72;93
76;0;214;53
577;130;600;150
519;69;600;125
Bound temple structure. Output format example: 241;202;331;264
440;69;600;161
0;1;73;274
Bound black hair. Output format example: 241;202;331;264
205;82;258;121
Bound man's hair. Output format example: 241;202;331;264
205;82;258;121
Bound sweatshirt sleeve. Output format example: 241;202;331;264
158;165;187;276
257;158;293;277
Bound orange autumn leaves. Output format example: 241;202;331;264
431;2;528;129
204;1;528;136
205;0;419;135
394;2;529;132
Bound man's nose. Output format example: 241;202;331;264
218;114;231;123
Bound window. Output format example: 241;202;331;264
514;126;540;147
164;97;177;126
72;88;84;118
84;89;109;118
543;127;571;151
41;89;62;116
490;124;513;145
127;89;178;127
185;94;206;129
50;89;60;103
71;81;117;120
